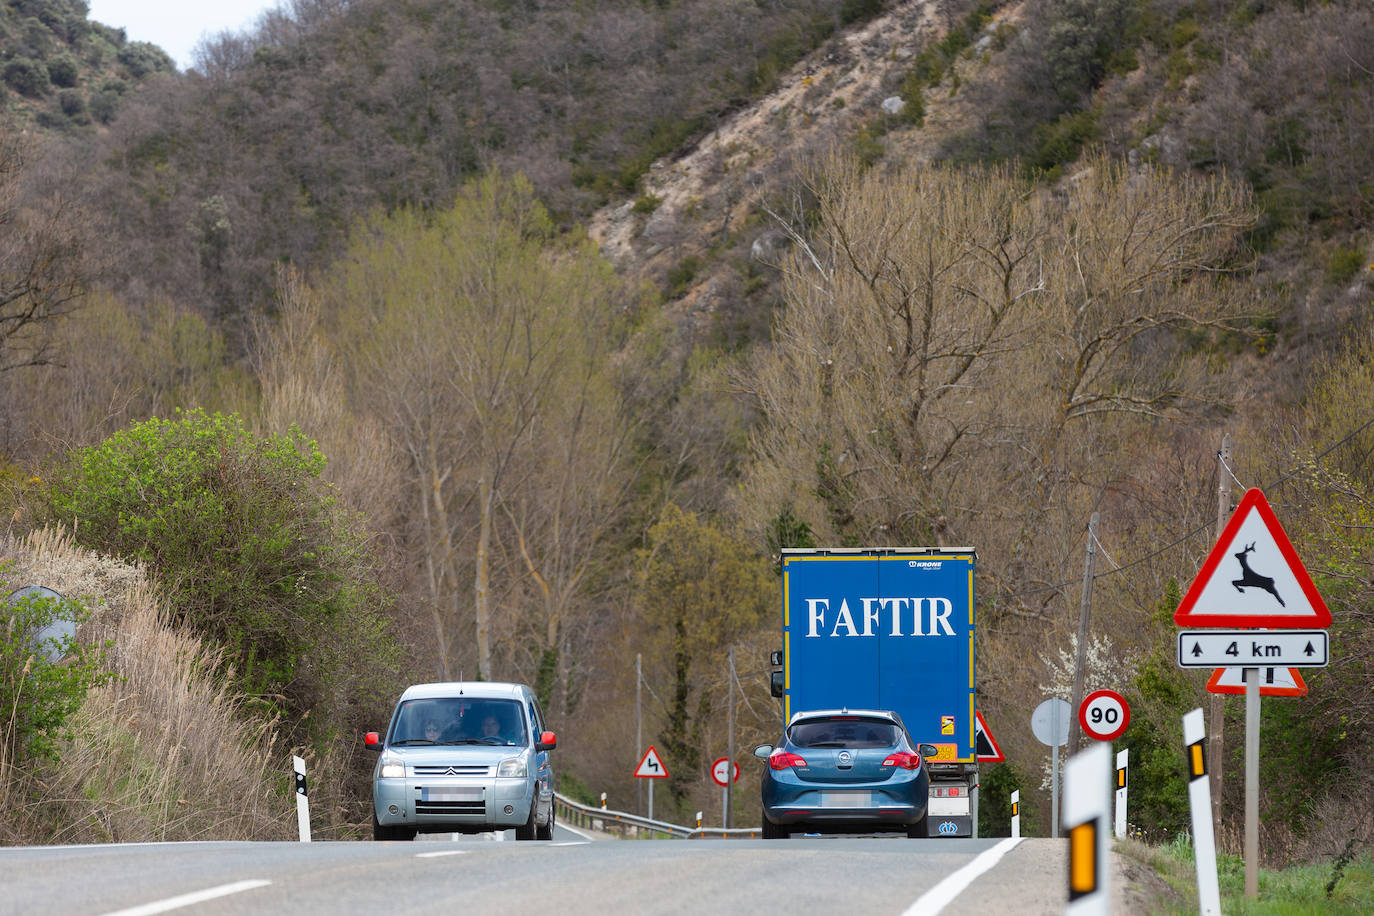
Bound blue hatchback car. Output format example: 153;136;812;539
755;709;936;839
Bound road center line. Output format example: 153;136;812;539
99;879;271;916
416;850;470;858
899;838;1023;915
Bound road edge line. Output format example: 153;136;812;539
900;837;1024;915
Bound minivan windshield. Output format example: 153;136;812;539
389;697;529;747
789;717;899;749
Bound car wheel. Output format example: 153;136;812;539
373;814;416;841
536;797;555;840
515;797;538;840
761;814;789;839
907;813;928;839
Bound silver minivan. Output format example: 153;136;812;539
365;681;557;841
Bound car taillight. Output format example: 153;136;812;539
769;750;808;770
881;752;921;770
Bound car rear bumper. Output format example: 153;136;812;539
763;801;926;829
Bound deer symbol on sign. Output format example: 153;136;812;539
1232;542;1285;607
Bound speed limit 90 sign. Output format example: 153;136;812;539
1079;689;1130;741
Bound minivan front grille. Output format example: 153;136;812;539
416;800;485;816
414;764;491;776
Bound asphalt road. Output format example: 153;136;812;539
0;829;1095;916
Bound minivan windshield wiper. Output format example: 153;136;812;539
390;739;438;746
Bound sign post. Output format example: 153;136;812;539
1031;697;1071;838
1174;487;1331;901
710;756;739;826
634;746;669;821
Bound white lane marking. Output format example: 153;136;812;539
99;879;271;916
416;850;469;858
556;822;598;841
549;842;589;847
900;837;1023;915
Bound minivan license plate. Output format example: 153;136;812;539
822;791;869;808
421;787;481;801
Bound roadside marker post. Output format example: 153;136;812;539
1063;742;1111;915
1183;709;1221;916
1114;749;1128;840
292;755;311;843
1010;790;1019;839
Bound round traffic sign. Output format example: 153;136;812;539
710;756;739;787
1079;689;1130;741
1031;697;1072;747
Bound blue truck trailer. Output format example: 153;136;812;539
770;547;978;837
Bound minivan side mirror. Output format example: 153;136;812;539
753;744;773;758
537;730;557;751
917;743;939;759
364;731;381;751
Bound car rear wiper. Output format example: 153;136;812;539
807;742;847;748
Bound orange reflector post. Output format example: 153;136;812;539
1116;768;1127;789
1011;801;1019;816
1068;820;1098;900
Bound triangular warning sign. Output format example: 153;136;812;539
634;745;669;778
1174;488;1330;628
1206;666;1308;697
974;710;1004;762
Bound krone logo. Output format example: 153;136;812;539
938;821;959;835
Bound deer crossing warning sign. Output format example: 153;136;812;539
1173;488;1330;629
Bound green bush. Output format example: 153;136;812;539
117;41;174;79
3;58;49;97
39;409;400;728
58;88;85;118
1327;243;1365;285
47;54;78;88
0;580;112;764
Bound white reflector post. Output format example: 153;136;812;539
1063;742;1111;916
1182;709;1220;915
293;755;311;843
1011;790;1020;839
1114;748;1128;840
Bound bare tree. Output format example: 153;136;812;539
0;129;89;374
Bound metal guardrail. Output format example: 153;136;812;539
554;792;761;839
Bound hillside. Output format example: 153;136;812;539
0;0;173;131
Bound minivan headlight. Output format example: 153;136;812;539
497;756;528;778
380;758;405;779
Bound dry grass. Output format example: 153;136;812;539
0;525;295;844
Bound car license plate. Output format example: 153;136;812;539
421;787;481;801
822;791;870;808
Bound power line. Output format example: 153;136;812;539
987;416;1374;604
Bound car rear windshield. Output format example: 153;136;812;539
390;697;529;746
788;717;900;749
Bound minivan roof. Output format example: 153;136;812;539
398;682;528;701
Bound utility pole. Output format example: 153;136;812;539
726;646;736;829
636;652;643;817
1068;512;1099;753
1211;434;1233;830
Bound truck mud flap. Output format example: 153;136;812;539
928;815;973;837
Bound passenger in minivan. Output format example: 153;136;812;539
423;720;442;742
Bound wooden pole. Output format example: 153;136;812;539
1210;434;1232;831
1068;512;1099;753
